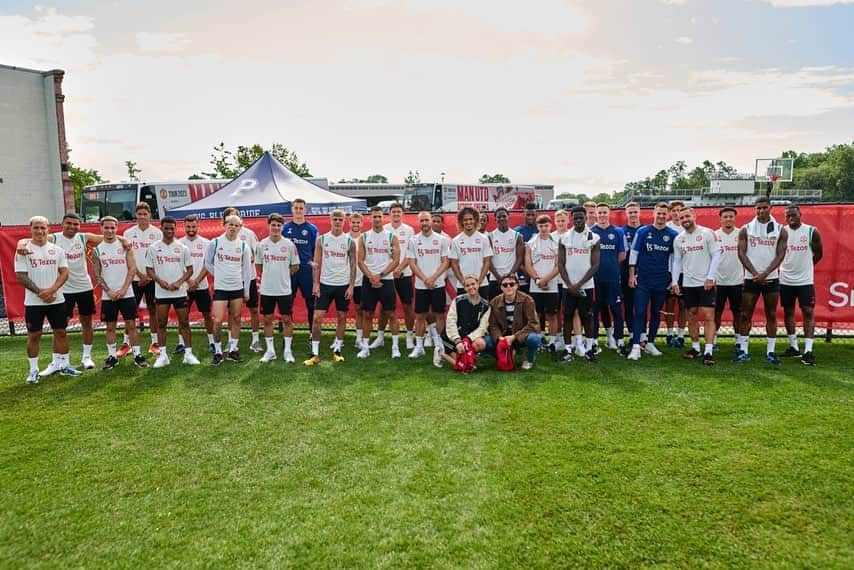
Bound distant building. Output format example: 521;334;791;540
0;64;73;225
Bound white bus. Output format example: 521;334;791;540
403;183;554;212
80;179;229;222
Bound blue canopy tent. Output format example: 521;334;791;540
167;152;366;219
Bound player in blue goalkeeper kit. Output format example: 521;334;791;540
283;199;319;330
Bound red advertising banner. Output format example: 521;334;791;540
1;205;853;329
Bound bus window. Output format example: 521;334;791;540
106;189;137;221
138;186;160;219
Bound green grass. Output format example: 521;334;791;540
1;331;852;568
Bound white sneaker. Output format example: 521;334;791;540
406;335;415;350
627;345;642;360
391;345;401;359
354;338;363;349
424;335;433;347
433;346;444;368
81;357;96;370
575;344;586;358
521;360;534;370
26;370;39;384
357;343;370;359
369;335;385;349
183;352;201;365
554;340;566;352
39;362;61;377
644;343;662;356
259;350;276;363
153;353;170;368
409;346;425;359
283;351;295;363
249;341;263;353
606;337;618;350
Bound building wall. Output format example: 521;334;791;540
0;65;69;226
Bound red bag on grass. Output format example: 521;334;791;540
495;337;516;371
453;337;477;373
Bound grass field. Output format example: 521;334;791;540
1;331;852;568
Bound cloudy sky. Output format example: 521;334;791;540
2;0;852;195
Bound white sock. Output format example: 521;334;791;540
151;332;158;345
284;337;293;352
392;334;399;348
132;346;141;356
667;327;674;336
574;334;583;348
712;333;718;345
82;344;92;358
805;338;814;352
428;324;437;338
311;340;320;356
107;343;117;357
743;340;749;355
265;337;274;351
51;352;61;366
356;329;363;343
122;333;129;345
60;354;70;366
678;328;685;339
214;342;222;355
692;341;701;352
334;338;343;350
585;337;594;351
704;344;713;355
207;333;215;344
252;331;259;343
606;327;614;342
185;347;193;355
416;336;424;349
28;357;39;373
407;330;413;341
788;334;798;349
229;339;238;351
766;337;776;355
227;333;233;345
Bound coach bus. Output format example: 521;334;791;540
403;183;554;212
80;179;229;222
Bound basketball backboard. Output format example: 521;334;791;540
755;158;794;183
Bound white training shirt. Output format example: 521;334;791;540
255;237;299;296
123;224;162;282
350;232;364;285
551;230;569;286
205;235;253;293
14;242;68;306
52;232;92;293
780;223;815;286
319;232;353;287
744;218;783;280
449;231;493;287
714;228;743;286
179;235;210;281
406;231;450;289
145;240;192;299
527;234;559;293
560;229;600;289
673;225;721;288
94;239;135;301
362;229;396;281
489;228;520;281
384;222;414;277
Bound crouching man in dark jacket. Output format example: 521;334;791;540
487;274;541;370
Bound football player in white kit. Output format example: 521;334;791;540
348;212;366;348
550;209;570;350
145;216;197;367
177;214;215;354
357;206;402;359
406;211;450;358
204;214;255;365
93;216;148;369
780;204;823;366
525;215;560;348
734;197;789;365
306;210;356;365
488;207;524;300
371;203;416;350
120;202;162;357
671;208;721;365
14;215;80;383
713;207;743;353
449;207;493;299
221;207;262;352
664;200;687;348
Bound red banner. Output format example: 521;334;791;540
2;206;853;328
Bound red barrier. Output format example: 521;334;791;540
2;206;853;329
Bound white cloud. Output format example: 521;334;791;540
659;0;687;5
676;36;694;44
136;32;190;53
0;8;97;69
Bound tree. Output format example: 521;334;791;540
125;160;141;181
404;170;421;185
202;142;312;179
337;174;389;184
479;173;511;184
69;163;105;210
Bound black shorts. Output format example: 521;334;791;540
188;289;212;313
682;286;716;308
531;291;560;315
25;303;67;333
743;278;780;296
260;294;293;316
353;286;362;308
457;285;490;300
316;284;349;312
715;285;742;314
132;280;156;307
563;288;593;320
64;290;95;317
156;296;188;309
781;284;816;309
394;276;414;305
362;278;396;312
415;288;446;314
101;297;138;322
246;280;259;309
213;289;245;302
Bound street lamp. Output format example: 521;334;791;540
440;172;446;186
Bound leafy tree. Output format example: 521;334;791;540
69;163;105;210
202;142;311;179
365;174;388;184
479;173;511;184
404;170;422;185
125;160;141;181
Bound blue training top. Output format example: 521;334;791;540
513;223;538;244
282;221;319;266
620;224;641;281
591;225;625;284
631;224;679;288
